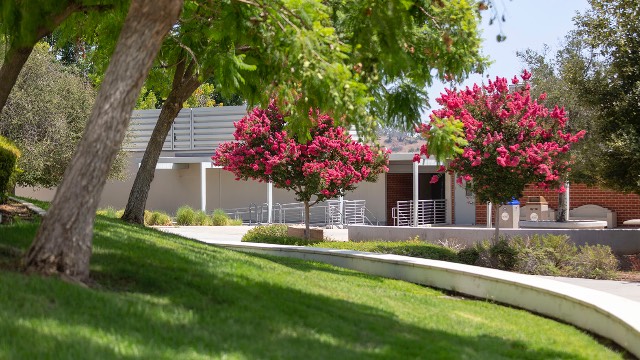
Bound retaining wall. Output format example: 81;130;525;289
217;242;640;358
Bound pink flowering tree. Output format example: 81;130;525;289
213;101;389;239
416;71;586;241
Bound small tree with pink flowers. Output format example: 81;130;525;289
213;101;389;239
416;71;585;241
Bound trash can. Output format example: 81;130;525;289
498;198;520;229
524;196;549;221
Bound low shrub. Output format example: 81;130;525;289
96;207;119;218
242;224;302;244
458;235;619;280
176;206;196;225
146;211;172;226
243;229;459;260
489;238;519;270
469;239;517;270
457;246;480;265
572;244;618;279
0;135;21;202
143;210;153;225
211;208;243;226
512;235;578;276
194;210;213;226
315;240;459;262
211;209;234;226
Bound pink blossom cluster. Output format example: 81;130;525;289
213;100;389;203
416;71;585;203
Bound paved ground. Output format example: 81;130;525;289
156;225;640;303
542;276;640;302
157;225;349;242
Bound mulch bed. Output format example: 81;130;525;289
0;200;38;224
614;271;640;282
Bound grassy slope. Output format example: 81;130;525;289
0;217;622;359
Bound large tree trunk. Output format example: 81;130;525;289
121;59;201;224
23;0;183;282
556;181;569;222
304;201;311;240
493;204;501;244
0;46;34;114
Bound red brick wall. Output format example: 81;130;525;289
386;173;413;223
475;183;640;227
386;173;458;225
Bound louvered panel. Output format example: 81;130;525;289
126;106;248;151
125;110;164;151
192;106;245;150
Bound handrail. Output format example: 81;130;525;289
248;203;258;225
363;207;379;226
222;199;376;227
392;199;446;226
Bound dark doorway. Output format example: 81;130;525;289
418;173;445;200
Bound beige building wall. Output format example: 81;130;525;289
17;156;388;222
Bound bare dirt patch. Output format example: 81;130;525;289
0;200;38;224
614;271;640;282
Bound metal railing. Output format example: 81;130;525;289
392;199;446;226
223;203;259;225
223;200;378;227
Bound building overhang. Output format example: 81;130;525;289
134;156;222;170
389;153;440;166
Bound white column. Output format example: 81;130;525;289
267;181;273;223
413;160;419;227
444;172;452;224
486;202;492;228
339;195;344;225
200;162;207;212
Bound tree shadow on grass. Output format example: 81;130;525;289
0;217;619;359
239;250;390;281
0;269;591;360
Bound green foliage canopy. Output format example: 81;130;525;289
0;134;21;201
0;43;126;188
537;0;640;195
68;0;487;141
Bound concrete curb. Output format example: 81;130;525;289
8;196;47;216
214;241;640;358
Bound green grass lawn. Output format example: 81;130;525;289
0;215;624;359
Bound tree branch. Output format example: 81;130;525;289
172;54;187;89
34;2;115;41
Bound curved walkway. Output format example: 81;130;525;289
158;226;640;302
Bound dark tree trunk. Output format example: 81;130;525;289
23;0;183;282
0;46;34;114
557;182;568;222
304;201;311;240
122;58;201;224
493;204;500;244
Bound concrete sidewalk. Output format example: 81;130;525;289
156;225;640;303
157;225;349;242
542;276;640;302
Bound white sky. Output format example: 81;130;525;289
425;0;590;112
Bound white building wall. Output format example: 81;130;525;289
17;158;387;222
